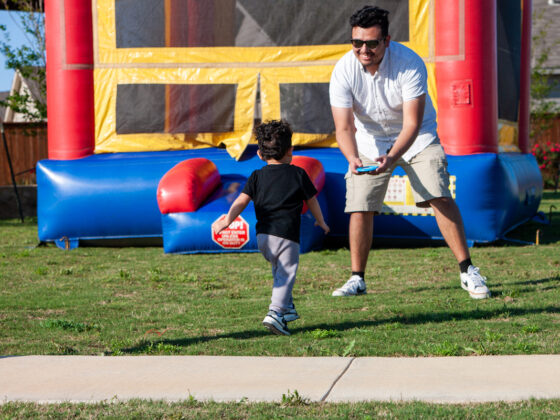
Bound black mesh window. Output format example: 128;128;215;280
116;84;165;134
496;0;521;122
116;84;237;134
114;0;409;48
167;84;236;133
280;83;334;134
235;0;409;46
115;0;165;48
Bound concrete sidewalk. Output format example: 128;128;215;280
1;355;560;404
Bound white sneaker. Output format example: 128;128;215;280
460;265;491;299
332;275;366;297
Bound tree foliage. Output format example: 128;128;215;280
530;9;560;140
0;0;46;122
530;9;560;190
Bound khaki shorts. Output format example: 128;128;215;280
345;143;452;213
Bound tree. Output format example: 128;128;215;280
0;0;46;122
530;9;560;190
530;9;560;139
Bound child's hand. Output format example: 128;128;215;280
315;220;330;234
212;217;230;234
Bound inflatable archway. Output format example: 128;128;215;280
38;0;542;252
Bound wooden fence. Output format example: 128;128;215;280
0;122;48;186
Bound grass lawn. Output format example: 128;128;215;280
1;191;559;417
2;399;560;419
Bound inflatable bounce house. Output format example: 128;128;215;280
38;0;542;252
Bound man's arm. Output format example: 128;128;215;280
376;94;426;173
331;106;363;174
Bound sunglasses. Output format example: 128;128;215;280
351;38;385;49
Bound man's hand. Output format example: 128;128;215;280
349;156;364;174
373;154;395;174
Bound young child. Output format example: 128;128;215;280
212;120;329;336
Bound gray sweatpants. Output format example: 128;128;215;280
257;234;299;315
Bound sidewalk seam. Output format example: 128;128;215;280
320;357;356;402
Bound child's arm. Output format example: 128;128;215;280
212;193;252;234
305;196;330;234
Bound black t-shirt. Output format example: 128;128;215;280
242;163;318;243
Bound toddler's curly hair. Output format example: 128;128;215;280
255;120;293;161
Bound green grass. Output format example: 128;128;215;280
0;191;559;357
2;399;560;419
1;192;559;416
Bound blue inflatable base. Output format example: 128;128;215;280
36;147;543;251
160;175;329;254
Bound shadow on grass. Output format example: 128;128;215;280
485;276;560;294
120;304;560;354
510;276;560;287
404;275;559;294
543;191;560;200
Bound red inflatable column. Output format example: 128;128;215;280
45;0;95;159
518;0;532;154
435;0;498;155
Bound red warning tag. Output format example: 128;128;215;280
212;215;250;249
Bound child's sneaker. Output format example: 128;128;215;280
332;275;366;296
284;305;299;322
262;310;290;336
460;265;491;299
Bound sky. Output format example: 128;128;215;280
0;10;30;92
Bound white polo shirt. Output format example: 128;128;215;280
329;42;438;162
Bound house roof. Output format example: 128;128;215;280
533;0;560;73
20;69;44;104
3;67;46;122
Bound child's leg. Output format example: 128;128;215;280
257;234;299;314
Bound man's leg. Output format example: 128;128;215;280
406;144;490;299
429;196;490;299
331;211;372;296
333;152;391;297
349;211;374;271
428;197;469;263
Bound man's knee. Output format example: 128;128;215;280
429;196;462;218
349;212;374;236
426;196;451;205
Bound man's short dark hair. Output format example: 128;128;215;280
255;120;293;161
349;6;390;37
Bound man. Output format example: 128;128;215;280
329;5;490;299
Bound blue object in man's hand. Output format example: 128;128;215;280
356;165;379;173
